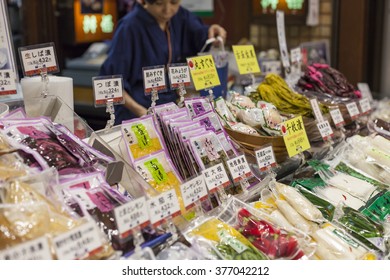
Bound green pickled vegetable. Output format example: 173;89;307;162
296;186;335;221
335;162;389;190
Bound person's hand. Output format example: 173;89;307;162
208;24;227;44
135;106;148;117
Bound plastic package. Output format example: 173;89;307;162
121;115;166;163
185;217;268;260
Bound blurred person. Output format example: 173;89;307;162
99;0;226;124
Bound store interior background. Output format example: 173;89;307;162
6;0;390;130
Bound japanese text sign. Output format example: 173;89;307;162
187;55;220;91
19;42;59;76
282;116;311;157
92;75;124;107
232;45;261;75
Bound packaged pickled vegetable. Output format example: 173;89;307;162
335;206;386;252
186;217;268;260
3;118;112;176
0;203;53;256
292;184;336;221
217;197;308;260
193;111;224;134
122;115;166;162
59;172;162;254
188;131;228;170
275;182;324;223
311;223;376;260
230;123;260;135
184;97;213;118
213;97;237;125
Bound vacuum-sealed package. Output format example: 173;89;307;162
121;115;166;163
3;118;113;176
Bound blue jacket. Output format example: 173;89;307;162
99;3;209;124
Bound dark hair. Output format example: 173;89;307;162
145;0;158;3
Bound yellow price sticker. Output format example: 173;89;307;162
281;116;311;158
232;45;261;75
187;55;220;91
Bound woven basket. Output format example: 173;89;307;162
224;127;289;164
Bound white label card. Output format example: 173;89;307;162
346;102;360;120
168;64;191;89
255;145;277;171
309;98;324;122
0;236;52;260
317;120;334;141
53;221;103;260
227;155;253;182
92;76;124;107
359;98;371;114
261;61;282;75
202;163;231;192
276;11;290;68
19;43;58;76
290;47;302;63
147;189;181;226
179;175;208;209
357;83;373;101
114;196;150;238
0;70;17;95
143;66;167;94
330;108;345;127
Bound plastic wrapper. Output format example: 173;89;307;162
185;217;268;260
274;182;324;223
334;205;387;253
0;179;115;259
193;111;224;135
3;118;112;176
230;122;260;135
311;223;376;260
217;197;310;260
229;93;256;109
121;115;166;163
156;242;204;260
292;184;336;221
188;131;229;170
133;151;196;220
213;97;237;125
184;98;212;118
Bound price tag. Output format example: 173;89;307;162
179;175;208;210
114;196;150;238
0;236;52;260
226;155;253;182
19;42;59;76
359;98;372;114
53;221;103;260
261;60;282;75
310;98;324;122
346;102;360;120
167;63;191;89
290;47;302;63
281;116;311;158
357;83;373;101
255;145;277;172
147;189;181;226
187;55;220;91
0;70;17;95
276;11;290;69
232;45;261;75
317;120;334;141
329;108;345;127
143;65;167;94
202;163;231;192
92;75;124;107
